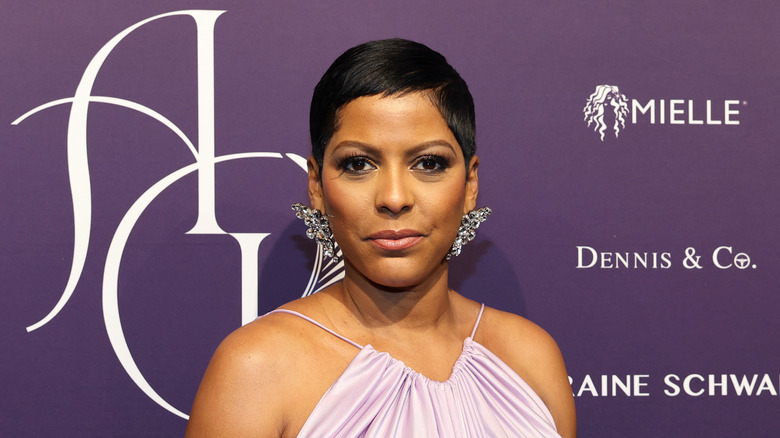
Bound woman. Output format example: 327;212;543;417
186;39;576;437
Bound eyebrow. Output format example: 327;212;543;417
330;140;458;156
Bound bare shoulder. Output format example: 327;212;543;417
478;307;577;437
185;314;307;437
478;308;561;371
185;301;348;438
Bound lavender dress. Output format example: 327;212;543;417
267;304;560;437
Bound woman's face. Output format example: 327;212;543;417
308;92;478;289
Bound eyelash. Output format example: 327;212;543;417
412;155;450;172
336;154;451;174
337;154;375;174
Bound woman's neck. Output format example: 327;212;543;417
337;260;454;331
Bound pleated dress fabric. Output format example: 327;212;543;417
265;305;560;437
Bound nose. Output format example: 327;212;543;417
375;166;413;216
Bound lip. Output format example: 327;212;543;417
367;229;424;251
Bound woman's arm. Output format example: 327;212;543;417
185;324;289;438
481;309;577;438
526;329;577;437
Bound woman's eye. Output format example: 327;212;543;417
413;156;448;172
340;156;375;173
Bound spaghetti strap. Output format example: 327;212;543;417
265;309;363;349
470;303;486;339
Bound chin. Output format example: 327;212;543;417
348;256;447;290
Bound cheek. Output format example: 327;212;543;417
423;184;467;228
320;179;371;232
443;172;469;210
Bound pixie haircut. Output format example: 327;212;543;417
310;38;476;170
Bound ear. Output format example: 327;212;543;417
463;155;479;213
307;156;325;212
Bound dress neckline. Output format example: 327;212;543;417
265;303;486;383
357;336;480;385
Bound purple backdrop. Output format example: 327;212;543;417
2;1;778;436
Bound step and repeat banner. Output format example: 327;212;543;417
2;1;778;436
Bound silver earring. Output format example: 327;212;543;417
292;203;338;262
446;207;492;260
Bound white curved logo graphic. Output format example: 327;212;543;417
584;85;630;140
12;10;343;420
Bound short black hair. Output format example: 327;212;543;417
309;38;476;171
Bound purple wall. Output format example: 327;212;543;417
2;1;778;436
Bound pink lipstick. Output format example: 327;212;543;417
367;229;423;251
